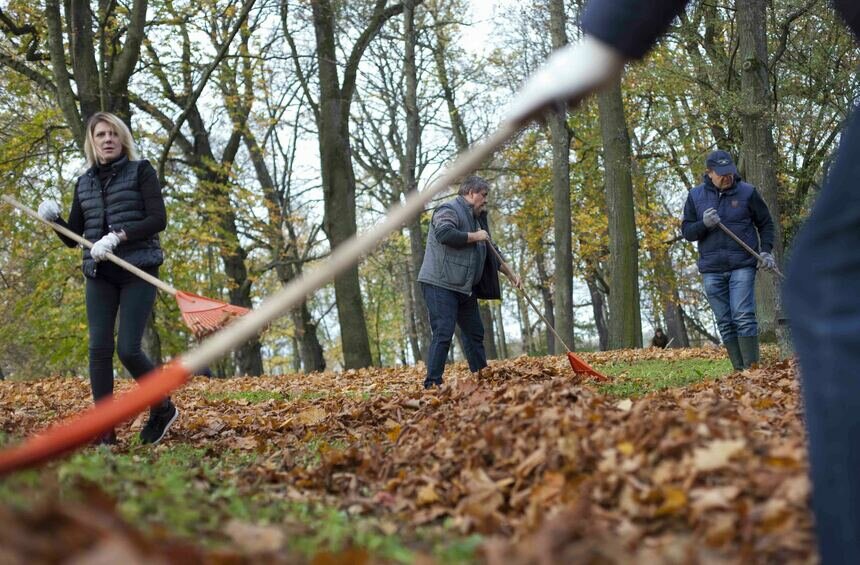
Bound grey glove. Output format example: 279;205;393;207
703;208;721;229
758;251;777;272
37;200;62;222
90;232;121;262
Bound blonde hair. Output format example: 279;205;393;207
83;112;138;168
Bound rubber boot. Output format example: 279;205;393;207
724;338;744;371
738;335;760;368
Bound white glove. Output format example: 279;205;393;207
38;200;62;222
758;252;777;272
504;35;625;126
90;232;121;262
703;208;721;229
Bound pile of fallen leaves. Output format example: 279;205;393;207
0;348;815;563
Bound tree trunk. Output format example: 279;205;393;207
547;0;575;353
244;128;326;373
408;226;431;360
736;0;788;354
517;293;534;355
598;77;642;349
480;302;498;359
665;304;691;348
310;0;402;369
585;271;609;351
534;250;556;354
402;0;431;361
316;103;373;369
494;301;508;358
193;124;263;376
291;336;302;373
399;255;422;362
291;306;326;373
654;246;690;348
681;307;722;345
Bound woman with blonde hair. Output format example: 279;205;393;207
38;111;178;446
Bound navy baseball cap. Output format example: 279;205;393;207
705;150;738;176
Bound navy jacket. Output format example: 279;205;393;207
682;174;774;274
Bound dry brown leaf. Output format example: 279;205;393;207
416;484;440;507
693;439;747;472
224;519;284;553
296;406;326;426
0;347;815;563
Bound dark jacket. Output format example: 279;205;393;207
418;195;489;295
682;174;774;274
76;156;164;277
581;0;858;61
473;212;501;300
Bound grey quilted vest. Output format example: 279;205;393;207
418;196;487;295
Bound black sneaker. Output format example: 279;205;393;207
139;400;179;445
92;429;117;447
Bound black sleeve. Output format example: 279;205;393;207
53;182;85;248
435;224;469;248
432;206;470;248
114;160;167;241
749;189;775;253
581;0;689;59
834;0;860;39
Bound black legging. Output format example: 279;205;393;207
85;262;158;402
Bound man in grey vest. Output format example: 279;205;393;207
418;176;520;389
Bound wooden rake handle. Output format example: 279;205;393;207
485;241;573;354
716;221;785;279
2;194;177;295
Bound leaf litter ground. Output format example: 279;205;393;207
0;347;815;563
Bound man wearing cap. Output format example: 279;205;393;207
682;150;776;370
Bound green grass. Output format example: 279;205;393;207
202;390;286;403
201;388;391;404
595;358;733;398
0;441;477;563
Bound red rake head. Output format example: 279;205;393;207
174;290;250;338
567;352;610;381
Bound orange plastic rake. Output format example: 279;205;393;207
2;195;249;337
486;243;608;381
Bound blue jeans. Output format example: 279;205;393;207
701;267;757;342
784;105;860;564
421;283;486;387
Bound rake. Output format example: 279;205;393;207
2;195;249;337
716;221;785;279
486;242;608;380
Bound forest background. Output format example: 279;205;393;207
0;0;856;379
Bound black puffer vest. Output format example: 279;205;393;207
77;156;163;278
